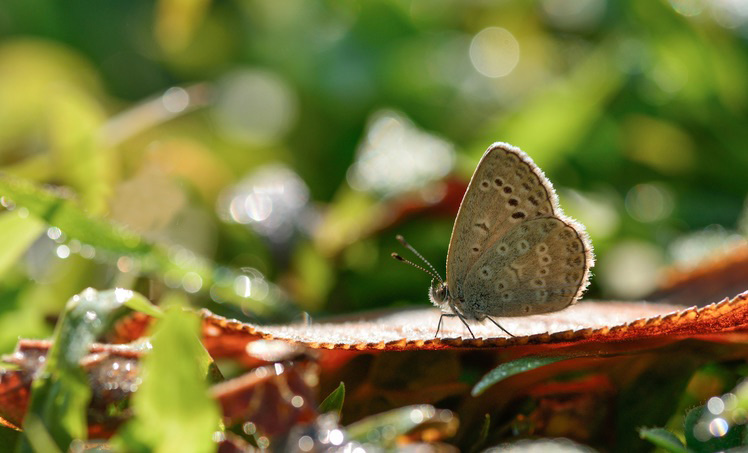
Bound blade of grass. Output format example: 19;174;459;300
319;382;345;416
0;211;44;277
0;174;291;318
347;405;453;449
638;427;690;453
469;414;491;453
16;288;156;452
111;297;221;453
472;356;568;396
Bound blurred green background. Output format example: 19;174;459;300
1;0;747;352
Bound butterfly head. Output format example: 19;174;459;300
429;279;449;308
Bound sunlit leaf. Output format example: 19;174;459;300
684;406;745;453
111;303;220;453
319;382;345;416
122;293;164;319
201;295;748;351
0;175;150;257
472;356;567;396
346;405;457;449
638;427;689;453
47;87;113;214
17;288;148;452
0;175;289;317
0;211;44;278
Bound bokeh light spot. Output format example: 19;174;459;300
469;27;520;78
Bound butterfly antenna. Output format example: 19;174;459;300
391;253;443;282
394;234;444;283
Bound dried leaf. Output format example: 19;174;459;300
0;339;145;435
652;243;748;306
199;295;748;351
210;360;319;436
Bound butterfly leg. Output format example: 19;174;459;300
456;312;476;339
435;313;457;338
485;316;515;338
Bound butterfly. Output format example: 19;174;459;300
393;142;594;338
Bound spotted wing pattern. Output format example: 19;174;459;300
445;142;593;318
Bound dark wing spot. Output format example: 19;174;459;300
503;186;513;194
511;211;526;219
474;222;489;233
528;196;539;206
494;177;504;187
508;198;519;206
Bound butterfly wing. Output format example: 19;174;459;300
445;142;593;317
460;217;590;316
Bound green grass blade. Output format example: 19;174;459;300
0;174;290;318
472;356;567;396
319;382;345;416
111;303;220;453
122;291;164;319
17;288;150;453
0;211;44;277
346;405;452;448
639;427;690;453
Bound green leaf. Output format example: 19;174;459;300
111;303;220;453
0;424;20;451
47;86;113;214
638;427;690;453
684;405;745;453
472;356;567;396
0;175;290;318
347;405;453;449
17;288;149;453
0;211;44;277
122;292;164;319
319;382;345;416
0;175;150;257
470;414;491;453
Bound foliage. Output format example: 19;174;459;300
111;299;220;453
472;356;568;396
319;382;345;416
1;0;748;451
17;288;160;452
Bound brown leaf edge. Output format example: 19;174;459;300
199;291;748;352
